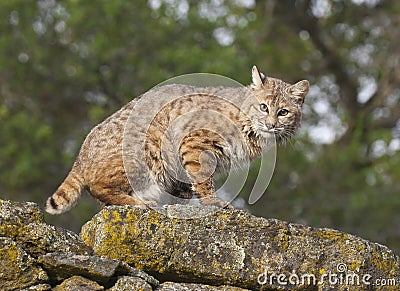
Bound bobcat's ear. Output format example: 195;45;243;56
251;65;266;90
289;80;309;104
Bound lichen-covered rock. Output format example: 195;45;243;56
0;236;48;290
157;282;250;290
108;276;152;291
18;223;92;257
38;252;158;287
81;205;400;290
0;200;44;237
0;199;91;257
53;275;104;291
1;198;399;290
20;284;52;291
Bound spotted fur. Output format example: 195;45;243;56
45;66;309;214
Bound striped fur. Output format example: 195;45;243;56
45;66;309;214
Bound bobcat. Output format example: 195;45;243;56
45;66;309;214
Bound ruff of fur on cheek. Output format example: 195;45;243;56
240;125;265;159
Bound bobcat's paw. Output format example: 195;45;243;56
200;197;234;210
135;200;158;209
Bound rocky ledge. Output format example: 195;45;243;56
0;198;399;290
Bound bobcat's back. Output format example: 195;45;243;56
45;66;309;214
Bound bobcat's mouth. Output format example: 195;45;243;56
255;122;295;145
256;122;284;134
263;127;284;133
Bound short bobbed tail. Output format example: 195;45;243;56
45;170;85;215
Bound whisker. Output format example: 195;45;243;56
275;127;297;146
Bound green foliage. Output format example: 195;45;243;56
0;0;399;253
0;105;55;190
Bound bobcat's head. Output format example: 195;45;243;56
247;65;309;145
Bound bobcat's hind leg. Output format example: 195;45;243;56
88;184;153;209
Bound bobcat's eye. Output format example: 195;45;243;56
259;103;269;113
278;109;289;116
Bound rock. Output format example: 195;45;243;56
0;199;92;257
118;261;160;286
53;275;104;291
18;223;92;257
108;276;152;291
1;198;399;290
81;205;400;290
38;252;158;287
0;236;48;290
20;284;52;291
157;282;250;290
0;200;44;237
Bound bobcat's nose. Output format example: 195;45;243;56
265;123;275;130
265;123;276;132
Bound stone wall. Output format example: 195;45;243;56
0;199;398;290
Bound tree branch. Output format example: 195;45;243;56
372;112;400;130
293;0;360;120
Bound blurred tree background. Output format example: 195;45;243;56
1;0;399;254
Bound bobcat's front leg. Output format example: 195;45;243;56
179;130;232;208
192;177;232;208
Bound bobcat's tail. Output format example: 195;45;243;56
45;169;85;215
